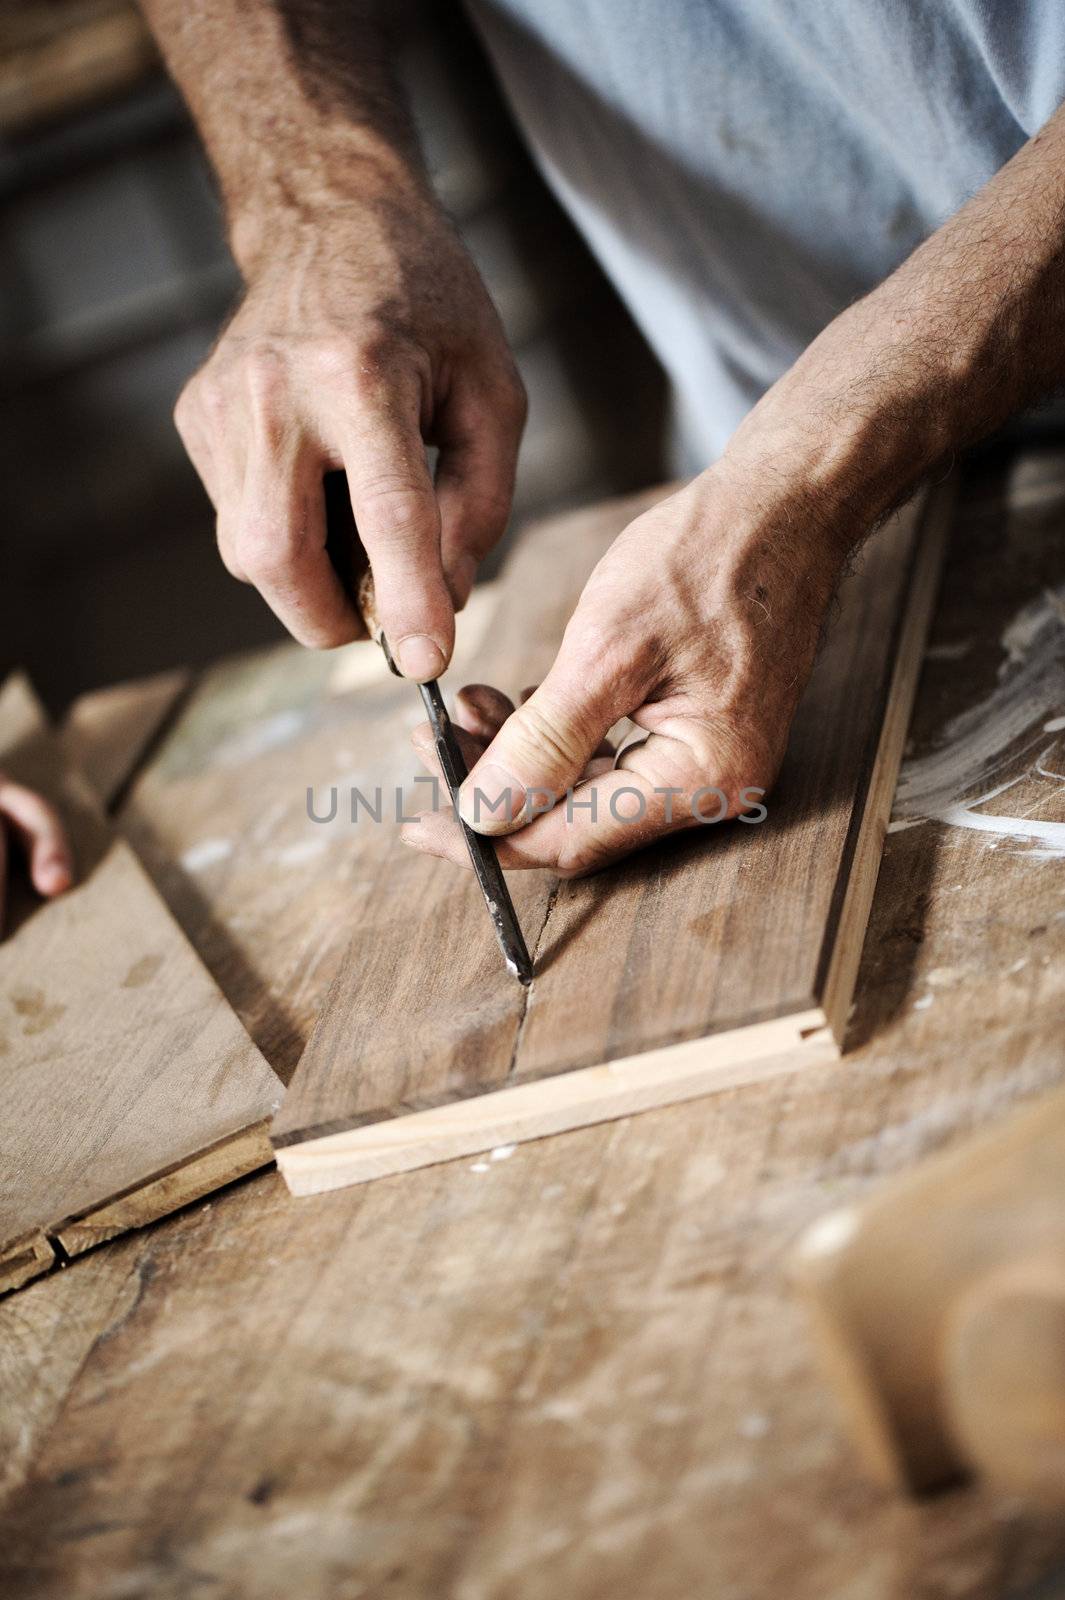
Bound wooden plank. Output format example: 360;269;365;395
0;1232;144;1512
59;668;191;810
1;457;1063;1599
0;676;282;1295
0;674;195;1508
272;483;952;1190
115;580;508;1084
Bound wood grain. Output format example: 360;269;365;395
60;667;191;810
0;676;282;1294
272;483;952;1189
2;455;1064;1599
0;671;206;1513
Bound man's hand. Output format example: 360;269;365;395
142;0;525;677
176;195;524;674
0;778;73;932
407;97;1065;873
401;446;842;876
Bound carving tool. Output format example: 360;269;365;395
324;472;532;984
377;628;533;985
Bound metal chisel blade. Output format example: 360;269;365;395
380;635;533;985
417;677;534;985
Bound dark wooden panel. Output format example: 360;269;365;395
271;484;950;1188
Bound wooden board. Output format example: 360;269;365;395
60;667;191;810
2;454;1064;1599
0;676;282;1294
271;482;952;1191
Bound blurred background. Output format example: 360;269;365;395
0;0;668;710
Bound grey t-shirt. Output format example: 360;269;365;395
465;1;1064;461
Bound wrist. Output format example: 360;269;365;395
228;141;435;281
720;317;943;566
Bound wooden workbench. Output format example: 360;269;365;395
2;450;1065;1600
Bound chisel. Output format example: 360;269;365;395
324;471;533;984
376;626;533;985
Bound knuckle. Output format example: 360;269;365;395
353;330;412;395
173;385;193;435
235;516;302;580
241;344;287;412
561;621;647;708
297;617;359;652
511;697;590;781
676;717;775;814
216;523;249;583
353;326;429;401
308;340;351;382
192;371;227;425
358;480;436;547
218;544;248;584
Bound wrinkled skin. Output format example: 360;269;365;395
141;0;1065;876
175;192;526;678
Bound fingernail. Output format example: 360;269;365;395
459;763;524;832
396;634;446;681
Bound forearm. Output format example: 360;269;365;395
728;103;1065;542
140;0;430;274
141;0;524;667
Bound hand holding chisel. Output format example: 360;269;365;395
326;472;533;984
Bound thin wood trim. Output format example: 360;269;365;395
0;1230;55;1296
55;1121;275;1259
275;1010;833;1193
818;480;956;1042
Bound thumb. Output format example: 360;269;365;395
457;656;621;836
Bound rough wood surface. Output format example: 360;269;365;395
54;1119;274;1258
272;484;950;1188
0;677;282;1294
60;668;191;810
2;455;1063;1598
0;672;210;1514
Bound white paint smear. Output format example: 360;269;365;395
893;584;1065;859
180;837;233;872
273;836;329;867
215;708;307;768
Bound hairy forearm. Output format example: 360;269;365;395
140;0;429;273
730;103;1065;541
